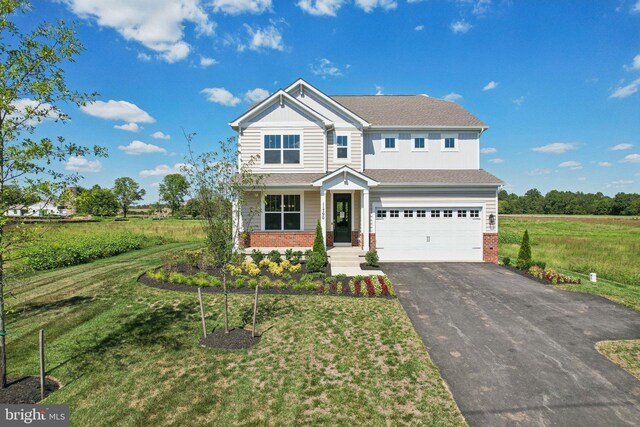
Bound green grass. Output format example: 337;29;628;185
500;216;640;312
6;244;464;426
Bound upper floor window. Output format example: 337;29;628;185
382;134;398;151
263;134;300;164
336;134;349;160
412;134;428;151
443;136;457;151
415;138;425;149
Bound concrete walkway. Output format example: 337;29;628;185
383;262;640;427
328;246;383;276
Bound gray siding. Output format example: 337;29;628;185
327;129;363;172
364;131;479;170
304;190;321;231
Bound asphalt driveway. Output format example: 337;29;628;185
383;262;640;426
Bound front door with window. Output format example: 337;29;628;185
333;194;351;243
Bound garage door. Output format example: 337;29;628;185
375;208;483;261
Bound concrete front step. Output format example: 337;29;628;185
331;261;362;268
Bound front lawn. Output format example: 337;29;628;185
596;340;640;381
6;244;464;426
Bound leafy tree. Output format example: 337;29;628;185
516;230;532;269
0;1;105;388
159;173;189;215
1;183;39;208
113;177;145;218
182;198;203;218
76;186;118;216
185;134;264;333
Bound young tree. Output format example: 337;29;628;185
0;2;105;388
516;230;532;269
76;186;119;216
113;177;145;218
312;219;326;261
159;173;189;215
185;134;264;333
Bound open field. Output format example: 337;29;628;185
6;244;464;426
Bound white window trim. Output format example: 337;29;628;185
441;133;459;152
334;131;351;162
260;191;305;231
381;133;399;152
411;133;429;152
260;129;304;168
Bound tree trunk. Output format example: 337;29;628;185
0;247;6;388
223;275;229;334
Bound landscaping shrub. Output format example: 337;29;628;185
291;251;303;264
268;249;282;263
250;249;264;264
364;276;375;297
306;251;326;273
532;261;546;270
284;248;294;261
326;276;338;293
365;250;379;267
280;259;291;270
516;230;532;269
528;266;581;284
502;257;511;266
312;220;326;261
23;232;167;271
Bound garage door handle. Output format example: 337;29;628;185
426;236;430;243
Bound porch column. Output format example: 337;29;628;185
320;188;327;250
363;189;370;251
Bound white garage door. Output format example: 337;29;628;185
375;208;483;261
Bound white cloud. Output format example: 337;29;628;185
610;143;633;151
621;153;640;163
137;52;151;62
414;25;424;31
62;0;213;63
199;56;218;67
118;140;167;155
140;163;190;177
607;180;633;188
151;131;171;140
81;100;155;123
443;92;463;101
375;85;384;95
114;122;140;132
201;88;241;106
309;58;342;78
355;0;397;13
578;177;587;181
243;23;284;51
450;20;472;34
598;161;612;167
480;147;497;154
532;142;577;154
9;99;58;125
65;156;102;173
513;96;525;106
211;0;271;14
244;88;270;103
483;81;498;91
632;0;640;13
297;0;345;16
624;54;640;71
472;0;491;16
528;168;552;176
488;158;504;164
610;78;640;99
558;160;582;170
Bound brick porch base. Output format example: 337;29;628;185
483;233;499;263
242;232;315;248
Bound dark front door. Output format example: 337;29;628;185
333;194;351;243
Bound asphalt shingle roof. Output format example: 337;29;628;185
330;95;487;128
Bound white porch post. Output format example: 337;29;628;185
363;189;370;251
320;188;327;250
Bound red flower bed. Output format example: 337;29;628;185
364;276;375;297
354;280;362;296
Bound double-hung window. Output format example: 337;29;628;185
382;134;398;151
442;134;457;151
336;134;349;160
263;134;301;164
264;194;301;230
412;134;428;151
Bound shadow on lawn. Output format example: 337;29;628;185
239;296;297;328
10;296;95;320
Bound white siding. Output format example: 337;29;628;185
364;131;479;170
327;129;363;172
304;190;321;231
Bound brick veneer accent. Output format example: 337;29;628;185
483;233;499;264
244;232;315;248
351;231;360;247
326;232;334;247
369;233;376;251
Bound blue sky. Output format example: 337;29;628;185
20;0;640;202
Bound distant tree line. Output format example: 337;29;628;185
499;189;640;215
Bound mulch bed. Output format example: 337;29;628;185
0;376;60;404
169;262;332;282
200;328;261;349
501;265;553;286
360;263;380;271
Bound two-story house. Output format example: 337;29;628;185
230;79;503;262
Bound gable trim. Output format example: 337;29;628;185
285;79;371;128
312;165;379;187
229;89;333;128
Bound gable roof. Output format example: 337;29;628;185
229;89;332;129
330;95;487;129
311;165;379;187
